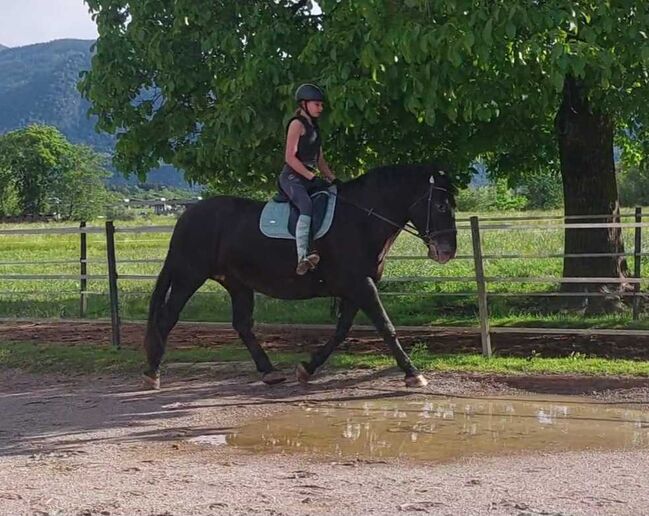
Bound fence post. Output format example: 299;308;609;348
105;220;121;349
79;221;87;318
633;207;642;320
470;216;492;357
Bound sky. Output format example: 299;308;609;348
0;0;98;48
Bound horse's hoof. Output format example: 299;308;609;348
262;370;287;385
405;374;428;388
296;362;311;384
142;372;160;390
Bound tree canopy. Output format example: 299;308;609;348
0;125;109;220
80;1;649;189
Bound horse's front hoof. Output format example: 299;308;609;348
296;362;311;384
142;372;160;390
262;370;287;385
405;374;428;388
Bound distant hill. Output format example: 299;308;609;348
0;39;192;188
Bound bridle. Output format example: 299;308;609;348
332;175;457;245
406;176;456;243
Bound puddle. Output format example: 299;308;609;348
187;434;228;446
226;396;649;461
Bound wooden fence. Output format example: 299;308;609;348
1;210;648;356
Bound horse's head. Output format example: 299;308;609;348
407;168;457;264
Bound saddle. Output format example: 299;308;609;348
259;184;337;240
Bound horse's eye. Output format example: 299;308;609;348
436;203;448;212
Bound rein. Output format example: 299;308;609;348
331;179;456;244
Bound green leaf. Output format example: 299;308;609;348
460;32;473;55
446;104;458;122
551;70;565;92
551;44;563;61
448;46;462;68
482;19;493;46
571;55;586;78
642;47;649;63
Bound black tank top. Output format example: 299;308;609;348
286;115;321;170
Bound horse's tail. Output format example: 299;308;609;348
143;257;173;377
147;257;173;325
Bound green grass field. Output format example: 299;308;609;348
0;209;647;328
2;341;648;377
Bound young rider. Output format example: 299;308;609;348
278;83;337;275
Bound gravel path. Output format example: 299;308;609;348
1;365;649;515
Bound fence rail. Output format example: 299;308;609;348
1;211;648;356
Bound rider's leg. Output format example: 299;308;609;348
295;213;313;274
279;170;319;274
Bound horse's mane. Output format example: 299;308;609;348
345;163;455;196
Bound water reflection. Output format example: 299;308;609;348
227;396;649;462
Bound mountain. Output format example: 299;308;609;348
0;39;192;188
0;40;112;149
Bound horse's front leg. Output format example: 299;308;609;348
347;277;428;387
296;298;359;383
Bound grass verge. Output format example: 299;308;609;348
1;341;648;377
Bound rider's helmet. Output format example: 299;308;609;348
295;83;325;103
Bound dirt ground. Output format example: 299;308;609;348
2;320;649;515
2;362;649;516
2;319;649;359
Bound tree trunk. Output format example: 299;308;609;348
554;76;628;314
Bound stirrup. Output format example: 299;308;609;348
306;251;320;267
296;252;319;275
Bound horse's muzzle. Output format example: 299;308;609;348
427;243;456;264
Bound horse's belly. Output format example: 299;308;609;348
244;274;331;300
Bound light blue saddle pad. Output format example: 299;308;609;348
259;185;337;240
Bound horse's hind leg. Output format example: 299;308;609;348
348;277;427;387
296;298;358;383
220;279;285;385
143;272;204;389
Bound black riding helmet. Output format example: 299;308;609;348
295;83;325;103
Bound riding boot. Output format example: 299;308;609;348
295;215;320;275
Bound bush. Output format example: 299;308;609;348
0;179;20;217
104;205;137;221
618;164;649;207
520;170;563;209
456;179;528;212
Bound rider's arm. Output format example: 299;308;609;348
285;120;316;180
317;148;336;182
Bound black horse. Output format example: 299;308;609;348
143;163;457;389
